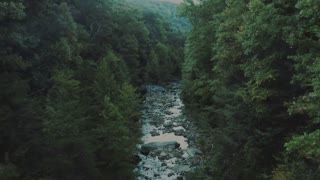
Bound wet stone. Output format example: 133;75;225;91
134;82;201;179
165;110;174;115
150;130;160;136
164;123;173;128
140;141;180;155
158;155;169;161
177;176;183;180
174;129;185;136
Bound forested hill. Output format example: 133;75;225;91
0;0;184;179
156;0;183;3
180;0;320;179
5;0;320;179
127;0;190;34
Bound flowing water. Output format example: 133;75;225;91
134;82;201;179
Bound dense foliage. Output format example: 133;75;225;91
127;0;187;83
180;0;320;179
0;0;184;179
127;0;190;35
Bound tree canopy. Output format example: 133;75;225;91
0;0;185;179
180;0;320;179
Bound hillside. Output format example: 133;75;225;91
126;0;190;34
157;0;183;3
0;0;185;179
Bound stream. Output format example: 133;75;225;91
134;82;202;179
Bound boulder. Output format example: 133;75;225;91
140;141;180;155
143;85;166;93
177;176;184;180
150;130;160;136
160;152;167;157
174;129;185;136
174;165;191;172
158;155;170;161
185;148;202;157
131;154;142;164
164;110;174;115
163;123;173;128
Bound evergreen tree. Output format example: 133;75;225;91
0;0;185;179
180;0;320;179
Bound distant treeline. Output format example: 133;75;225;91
127;0;191;35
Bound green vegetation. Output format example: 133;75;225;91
127;0;191;35
3;0;319;179
0;0;185;179
180;0;320;179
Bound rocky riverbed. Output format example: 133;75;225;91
134;82;202;179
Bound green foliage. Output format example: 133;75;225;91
0;2;25;21
117;83;142;124
0;163;19;180
44;69;82;142
146;43;181;82
285;130;320;159
125;0;185;84
0;0;184;179
181;0;320;179
127;0;191;34
239;0;291;114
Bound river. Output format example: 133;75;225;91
134;82;202;179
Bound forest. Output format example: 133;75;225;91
180;0;320;179
1;0;320;179
0;0;184;179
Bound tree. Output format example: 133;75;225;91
180;0;319;179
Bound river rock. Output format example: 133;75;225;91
158;155;170;161
140;141;180;155
143;85;166;93
174;165;191;172
165;110;174;115
163;122;173;128
131;154;142;164
185;148;202;157
174;129;185;136
177;176;184;180
150;130;160;136
172;150;183;158
160;152;167;156
191;158;201;166
135;83;202;179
